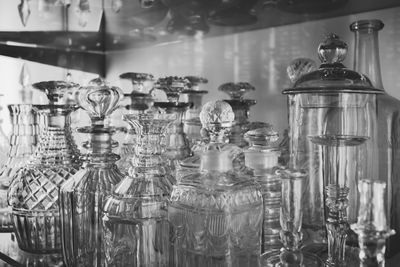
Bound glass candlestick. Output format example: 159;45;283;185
154;76;191;168
8;81;81;254
219;82;256;148
351;180;395;267
60;79;125;267
102;109;176;267
262;168;323;267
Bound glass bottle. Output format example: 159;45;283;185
8;81;81;253
284;34;381;262
169;100;263;267
219;82;256;148
262;168;324;267
154;76;191;168
350;19;400;257
243;126;282;254
182;76;208;149
0;104;36;232
60;80;125;266
118;72;155;174
351;180;395;267
102;109;176;267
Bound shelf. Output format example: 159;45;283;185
0;0;399;74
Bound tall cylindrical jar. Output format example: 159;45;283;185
350;19;400;257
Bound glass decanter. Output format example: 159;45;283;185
169;100;263;267
154;76;191;168
284;34;381;255
102;109;176;267
262;168;324;267
0;104;37;232
244;125;282;254
118;72;155;174
351;180;395;267
181;76;208;149
219;82;256;148
8;81;81;253
350;19;400;257
60;80;125;266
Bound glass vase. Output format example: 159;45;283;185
102;109;176;267
60;79;125;266
0;104;36;232
8;81;81;253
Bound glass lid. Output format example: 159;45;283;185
283;33;382;95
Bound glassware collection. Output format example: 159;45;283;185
0;18;399;266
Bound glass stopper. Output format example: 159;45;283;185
18;0;31;27
155;76;190;103
79;78;123;124
244;126;279;146
199;100;235;130
218;82;255;100
317;33;348;64
287;58;317;83
32;80;80;105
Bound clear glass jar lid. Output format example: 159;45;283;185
283;33;382;95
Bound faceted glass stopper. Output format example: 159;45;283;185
155;76;189;103
244;126;279;146
218;82;255;100
32;80;80;105
79;79;123;122
287;58;317;83
317;33;348;64
200;100;235;129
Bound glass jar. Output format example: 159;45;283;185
284;34;380;264
102;109;176;267
0;104;37;232
8;81;81;253
169;100;263;267
60;80;125;266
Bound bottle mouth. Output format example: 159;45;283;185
350;19;384;32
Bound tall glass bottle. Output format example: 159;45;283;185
0;104;36;232
118;72;155;174
219;82;256;148
351;180;395;267
102;109;176;266
243;126;282;254
181;76;208;149
154;76;191;168
60;80;125;266
169;100;263;267
350;19;400;257
8;81;81;253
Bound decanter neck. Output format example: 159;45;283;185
9;104;37;145
130;133;163;168
33;110;79;166
352;21;384;90
200;149;232;172
84;131;119;166
187;94;204;111
358;232;387;267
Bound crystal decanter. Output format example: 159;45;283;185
262;168;324;267
118;72;156;174
181;76;208;149
351;180;395;267
219;82;256;148
60;80;125;266
0;104;37;232
8;81;81;253
244;125;282;254
102;109;176;267
169;100;263;267
154;76;191;168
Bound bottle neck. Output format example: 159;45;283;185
353;28;384;90
358;233;387;267
9;105;37;146
200;149;232;172
33;111;79;166
130;133;163;168
85;131;118;166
